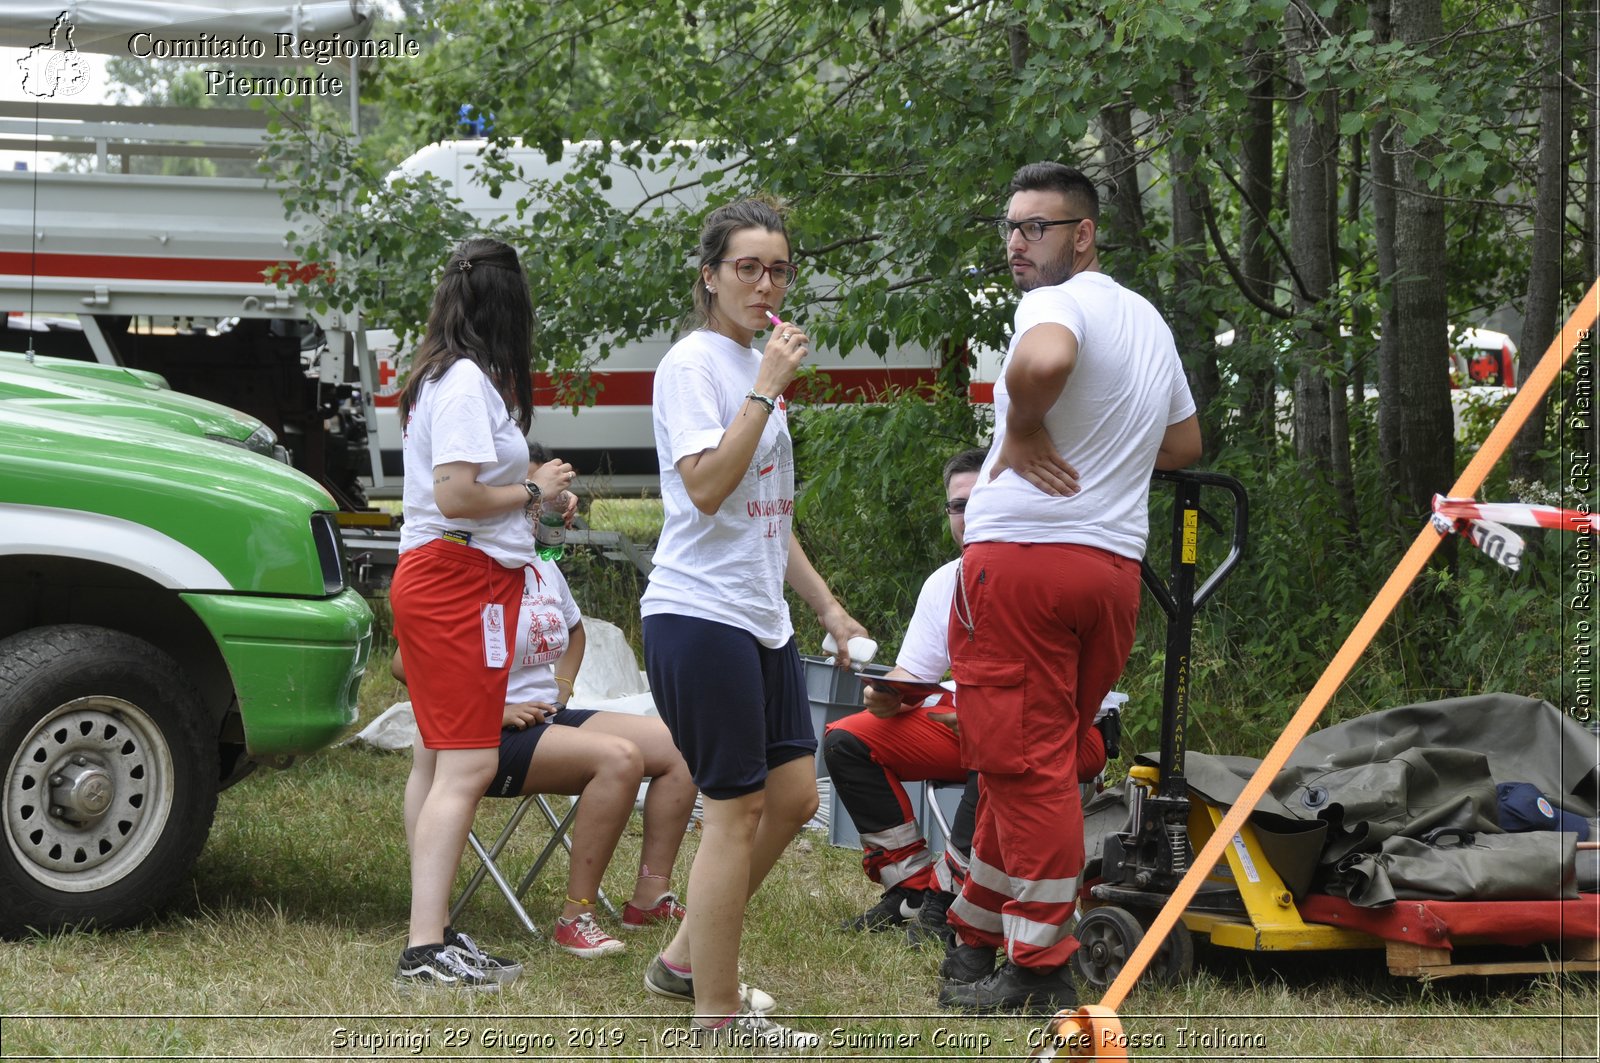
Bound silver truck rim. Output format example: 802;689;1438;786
5;697;175;892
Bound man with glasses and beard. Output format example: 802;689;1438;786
937;162;1202;1015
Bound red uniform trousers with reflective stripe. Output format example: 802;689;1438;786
947;542;1139;971
825;699;964;891
826;700;1108;893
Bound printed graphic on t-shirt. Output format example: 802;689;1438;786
747;430;794;540
514;580;569;667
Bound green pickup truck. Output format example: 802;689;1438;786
0;394;372;937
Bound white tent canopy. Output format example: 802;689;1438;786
0;2;374;62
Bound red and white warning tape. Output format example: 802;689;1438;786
1430;494;1599;571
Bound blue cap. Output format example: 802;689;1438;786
1496;782;1591;841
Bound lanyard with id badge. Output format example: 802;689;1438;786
481;602;509;668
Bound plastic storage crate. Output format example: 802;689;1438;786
802;653;886;778
826;777;966;851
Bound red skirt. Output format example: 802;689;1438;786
391;537;524;749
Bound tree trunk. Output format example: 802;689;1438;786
1388;0;1455;523
1170;72;1223;458
1286;1;1334;472
1370;0;1402;493
1323;4;1357;534
1363;0;1401;496
1237;43;1280;448
1587;11;1598;289
1008;23;1028;76
1348;131;1368;418
1511;0;1567;485
1099;100;1152;258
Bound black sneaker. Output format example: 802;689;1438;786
939;941;997;984
905;889;956;949
937;960;1078;1015
444;926;523;984
394;943;500;992
841;885;922;932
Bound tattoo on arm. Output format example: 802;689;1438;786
433;473;452;484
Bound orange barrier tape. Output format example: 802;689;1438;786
1098;278;1600;1015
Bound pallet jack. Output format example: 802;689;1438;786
1064;466;1358;994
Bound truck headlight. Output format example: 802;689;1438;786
310;512;347;595
207;425;285;461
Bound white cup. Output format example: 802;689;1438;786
822;632;877;666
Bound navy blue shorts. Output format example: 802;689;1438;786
484;706;599;798
643;614;814;799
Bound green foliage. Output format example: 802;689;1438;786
559;381;1561;769
261;0;1586;461
252;0;1584;754
787;385;988;658
1115;421;1568;763
559;542;647;664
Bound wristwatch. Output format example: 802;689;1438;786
522;479;542;508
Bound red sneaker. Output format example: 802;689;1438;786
552;912;625;958
621;892;687;930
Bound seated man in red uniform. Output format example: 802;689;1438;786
824;448;1112;944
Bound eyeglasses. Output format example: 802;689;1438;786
944;498;969;514
997;217;1085;243
713;257;798;288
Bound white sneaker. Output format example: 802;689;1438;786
689;1006;820;1052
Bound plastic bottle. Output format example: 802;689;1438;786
535;494;567;561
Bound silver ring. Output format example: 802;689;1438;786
781;331;794;343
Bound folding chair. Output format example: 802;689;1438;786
451;793;619;937
922;778;967;856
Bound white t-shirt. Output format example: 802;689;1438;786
504;559;584;704
641;329;795;647
398;358;533;567
896;558;961;681
964;271;1195;559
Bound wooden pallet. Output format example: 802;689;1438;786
1387;937;1600;980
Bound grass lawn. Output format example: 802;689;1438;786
1;671;1595;1060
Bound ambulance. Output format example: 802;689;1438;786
367;139;947;493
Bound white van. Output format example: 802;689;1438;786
370;140;945;493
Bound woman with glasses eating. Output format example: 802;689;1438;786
638;196;868;1051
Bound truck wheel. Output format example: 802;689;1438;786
0;625;218;938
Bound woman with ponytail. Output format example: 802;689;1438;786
390;237;575;990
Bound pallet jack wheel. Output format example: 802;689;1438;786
1072;906;1194;990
